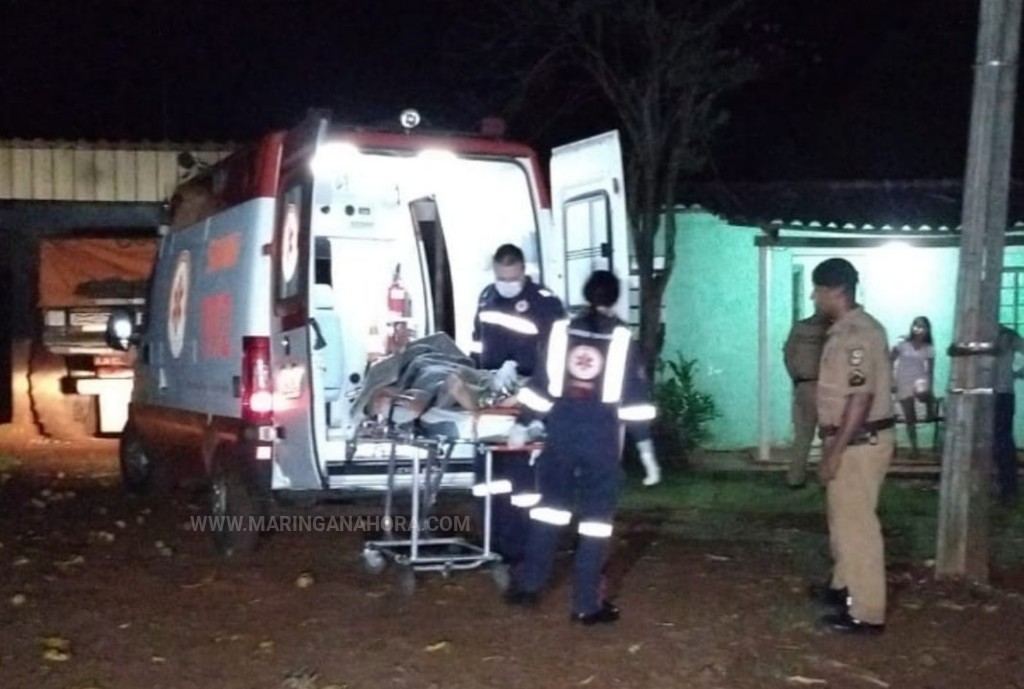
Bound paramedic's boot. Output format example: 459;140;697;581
504;587;539;607
571;600;620;626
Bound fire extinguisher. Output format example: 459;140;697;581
387;264;412;319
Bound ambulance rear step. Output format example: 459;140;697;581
324;455;475;492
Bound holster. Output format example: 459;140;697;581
819;417;895;445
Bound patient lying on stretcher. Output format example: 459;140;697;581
353;334;519;428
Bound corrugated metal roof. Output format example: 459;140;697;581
677;179;1024;233
0;139;234;203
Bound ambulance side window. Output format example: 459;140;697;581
314;237;332;286
276;182;311;305
563;192;611;310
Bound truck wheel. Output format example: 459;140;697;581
209;451;268;557
27;347;96;440
119;423;163;494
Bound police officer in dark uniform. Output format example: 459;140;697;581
504;270;659;625
783;311;829;488
471;244;565;567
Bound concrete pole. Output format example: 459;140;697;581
937;0;1022;582
757;244;772;462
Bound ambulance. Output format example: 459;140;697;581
106;110;630;555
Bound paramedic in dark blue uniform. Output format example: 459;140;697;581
504;270;660;625
470;243;565;566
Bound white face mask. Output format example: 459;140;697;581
494;279;524;299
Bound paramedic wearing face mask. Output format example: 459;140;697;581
470;243;566;569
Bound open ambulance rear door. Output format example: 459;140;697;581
547;130;631;320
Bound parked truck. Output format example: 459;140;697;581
30;235;158;439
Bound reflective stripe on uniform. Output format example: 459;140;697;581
518;387;553;413
577;521;614;538
546;319;571;397
478;311;540;335
601;326;632;403
529;506;572;526
618;403;657;422
567;328;614;340
471;479;514;496
510;492;542;508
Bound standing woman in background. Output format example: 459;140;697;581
891;316;936;459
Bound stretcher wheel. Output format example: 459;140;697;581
490;562;512;592
361;548;387;575
398;568;417;596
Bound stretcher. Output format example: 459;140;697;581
358;406;543;595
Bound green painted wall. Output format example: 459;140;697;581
661;210;1024;450
660;211;791;449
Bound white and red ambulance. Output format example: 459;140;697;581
107;110;630;555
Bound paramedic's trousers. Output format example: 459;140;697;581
473;451;536;563
518;438;622;616
827;430;894;625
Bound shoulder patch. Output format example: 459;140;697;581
848;369;866;387
848;348;865;366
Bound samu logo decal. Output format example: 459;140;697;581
167;251;191;359
567;344;604;381
281;203;300;284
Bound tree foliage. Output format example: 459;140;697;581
473;0;757;366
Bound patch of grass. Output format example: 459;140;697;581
620;471;1024;569
620;471;823;514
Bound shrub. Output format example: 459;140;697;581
652;352;719;468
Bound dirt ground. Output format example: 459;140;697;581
1;439;1023;689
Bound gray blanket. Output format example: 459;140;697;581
351;333;502;429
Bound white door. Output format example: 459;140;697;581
269;114;330;491
549;130;631;320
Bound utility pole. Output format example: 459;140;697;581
937;0;1022;582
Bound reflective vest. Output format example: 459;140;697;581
470;278;565;375
518;315;656;424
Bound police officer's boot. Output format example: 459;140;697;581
807;581;848;609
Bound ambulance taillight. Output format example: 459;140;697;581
242;336;273;424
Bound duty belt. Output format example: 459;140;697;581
793;377;818;385
819;417;895;445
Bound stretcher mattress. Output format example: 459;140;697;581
416;408;519;442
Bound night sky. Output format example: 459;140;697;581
0;0;1016;181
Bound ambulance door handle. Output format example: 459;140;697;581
309;318;326;350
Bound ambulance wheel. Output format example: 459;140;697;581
362;548;387;575
209;453;267;558
119;423;163;494
490;562;512;592
398;568;417;596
